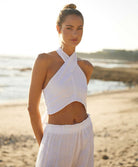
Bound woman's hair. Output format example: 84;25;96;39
57;4;84;28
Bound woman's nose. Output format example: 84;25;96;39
72;30;77;36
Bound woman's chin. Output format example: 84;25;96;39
69;41;80;48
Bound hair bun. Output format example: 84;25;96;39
63;4;76;10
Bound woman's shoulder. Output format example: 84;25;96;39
37;52;52;61
35;51;57;66
78;58;94;71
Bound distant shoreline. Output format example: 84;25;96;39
1;55;138;105
6;64;138;85
0;86;135;107
1;65;138;105
78;49;138;62
91;66;138;86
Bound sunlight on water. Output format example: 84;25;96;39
88;79;127;95
0;56;128;103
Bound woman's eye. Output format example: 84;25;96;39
78;28;83;30
67;28;72;30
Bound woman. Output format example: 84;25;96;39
28;4;94;167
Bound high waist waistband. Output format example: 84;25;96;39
43;114;92;134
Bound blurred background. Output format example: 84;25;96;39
0;0;138;167
0;0;138;103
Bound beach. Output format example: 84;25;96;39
0;58;138;167
0;0;138;165
0;85;138;167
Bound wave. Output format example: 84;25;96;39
0;67;32;71
18;67;32;72
0;74;11;77
0;84;10;88
11;67;32;72
0;55;35;60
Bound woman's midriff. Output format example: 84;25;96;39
48;101;88;125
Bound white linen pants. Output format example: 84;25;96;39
35;114;94;167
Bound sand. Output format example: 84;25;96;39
0;87;138;167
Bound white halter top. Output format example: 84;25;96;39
42;47;87;115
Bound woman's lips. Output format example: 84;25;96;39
71;39;78;42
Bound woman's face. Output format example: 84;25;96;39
57;14;83;48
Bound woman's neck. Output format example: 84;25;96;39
60;45;75;56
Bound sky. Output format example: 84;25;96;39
0;0;138;57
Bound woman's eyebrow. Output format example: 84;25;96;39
66;25;73;27
66;25;83;27
78;25;83;28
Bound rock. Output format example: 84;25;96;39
104;148;107;152
102;155;109;160
119;162;123;165
98;149;102;152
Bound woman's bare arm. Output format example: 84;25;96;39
85;60;94;84
27;54;49;145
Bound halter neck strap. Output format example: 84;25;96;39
56;47;76;62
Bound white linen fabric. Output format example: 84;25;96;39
35;114;94;167
42;47;87;115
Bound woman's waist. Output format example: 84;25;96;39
47;106;88;125
43;114;92;135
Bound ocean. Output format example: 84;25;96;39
0;55;129;104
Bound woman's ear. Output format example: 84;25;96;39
56;25;61;34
